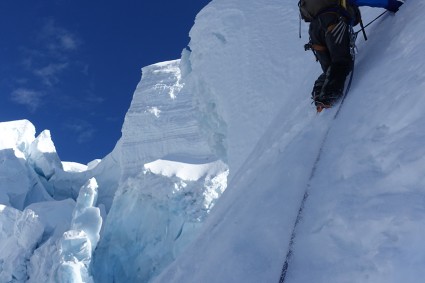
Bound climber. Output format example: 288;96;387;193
299;0;404;111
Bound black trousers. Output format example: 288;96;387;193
309;12;354;97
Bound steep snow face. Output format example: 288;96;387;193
285;3;425;282
155;1;425;283
183;0;307;175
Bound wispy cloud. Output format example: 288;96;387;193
59;33;79;50
34;62;69;86
18;19;83;88
39;19;81;55
12;19;103;114
10;88;46;112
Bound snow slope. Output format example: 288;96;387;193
1;0;424;282
154;1;425;283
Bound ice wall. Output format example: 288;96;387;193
92;60;228;282
117;60;215;178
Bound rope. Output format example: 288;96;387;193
282;11;390;282
278;60;356;283
279;24;358;283
355;10;388;37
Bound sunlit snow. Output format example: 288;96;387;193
1;0;423;283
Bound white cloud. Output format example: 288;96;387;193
40;19;80;53
18;20;83;87
34;62;69;86
60;34;78;50
10;88;45;112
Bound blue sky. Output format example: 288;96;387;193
0;0;211;164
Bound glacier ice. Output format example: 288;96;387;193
27;129;63;180
92;59;229;283
0;46;230;283
27;179;101;283
0;205;44;282
1;0;424;282
54;178;101;283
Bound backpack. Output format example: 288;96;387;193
299;0;361;26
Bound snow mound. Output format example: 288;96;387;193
144;159;226;181
62;162;89;173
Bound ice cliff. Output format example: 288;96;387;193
92;59;228;282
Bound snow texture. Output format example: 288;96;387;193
154;1;425;283
1;0;424;282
